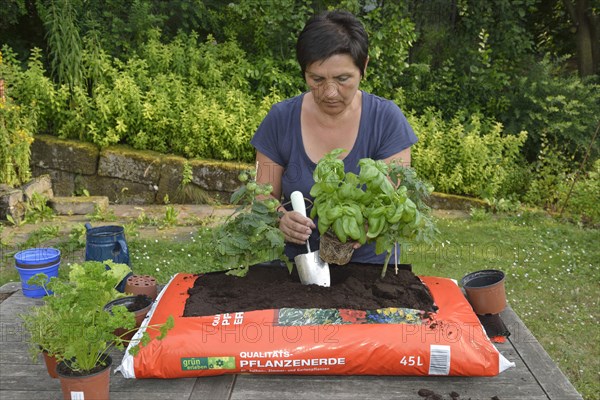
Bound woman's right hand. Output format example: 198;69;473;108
279;210;316;244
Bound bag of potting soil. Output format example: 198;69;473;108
117;273;514;378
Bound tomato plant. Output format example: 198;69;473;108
213;169;291;276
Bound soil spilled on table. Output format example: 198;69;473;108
183;263;436;317
417;388;500;400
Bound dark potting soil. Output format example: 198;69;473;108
56;356;111;377
127;295;152;311
183;263;436;317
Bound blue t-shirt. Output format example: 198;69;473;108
251;91;418;264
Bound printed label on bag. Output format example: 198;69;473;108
181;356;236;371
70;392;85;400
428;344;451;375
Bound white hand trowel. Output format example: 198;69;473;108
290;191;330;287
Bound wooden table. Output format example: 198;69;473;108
0;283;583;400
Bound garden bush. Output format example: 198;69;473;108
409;108;528;200
394;1;598;166
0;96;35;187
561;159;600;226
524;138;572;211
1;33;281;163
501;56;600;163
525;138;600;226
0;48;37;186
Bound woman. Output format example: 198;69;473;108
251;10;417;264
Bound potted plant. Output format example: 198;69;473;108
310;149;437;277
211;168;292;276
310;149;369;264
104;294;154;341
20;261;130;379
20;300;62;378
21;261;173;398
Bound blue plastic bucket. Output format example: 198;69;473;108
85;223;130;266
14;248;61;298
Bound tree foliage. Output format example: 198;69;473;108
0;0;598;218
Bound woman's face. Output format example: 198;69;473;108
305;54;363;116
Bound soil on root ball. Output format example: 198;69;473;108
183;263;436;317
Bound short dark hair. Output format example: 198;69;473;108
296;10;369;77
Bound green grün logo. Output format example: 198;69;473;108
181;357;236;371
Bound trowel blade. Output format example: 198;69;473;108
295;250;330;287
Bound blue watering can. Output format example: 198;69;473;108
85;222;131;291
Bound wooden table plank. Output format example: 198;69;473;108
0;349;35;364
1;286;584;400
501;308;583;400
0;389;195;400
108;374;197;397
0;390;62;400
0;364;61;391
230;374;549;400
188;374;237;400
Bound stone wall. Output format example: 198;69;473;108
0;175;53;222
30;135;253;205
24;135;488;211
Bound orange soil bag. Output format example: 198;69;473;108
117;273;514;378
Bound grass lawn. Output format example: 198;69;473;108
1;209;598;398
406;211;599;399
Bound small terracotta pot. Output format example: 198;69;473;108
57;355;111;400
124;275;158;300
42;350;59;379
460;269;507;315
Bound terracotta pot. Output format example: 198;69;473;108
42;350;59;379
124;275;158;300
460;269;507;315
57;355;112;400
104;295;153;341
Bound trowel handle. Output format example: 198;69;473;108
290;191;307;218
291;191;312;253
